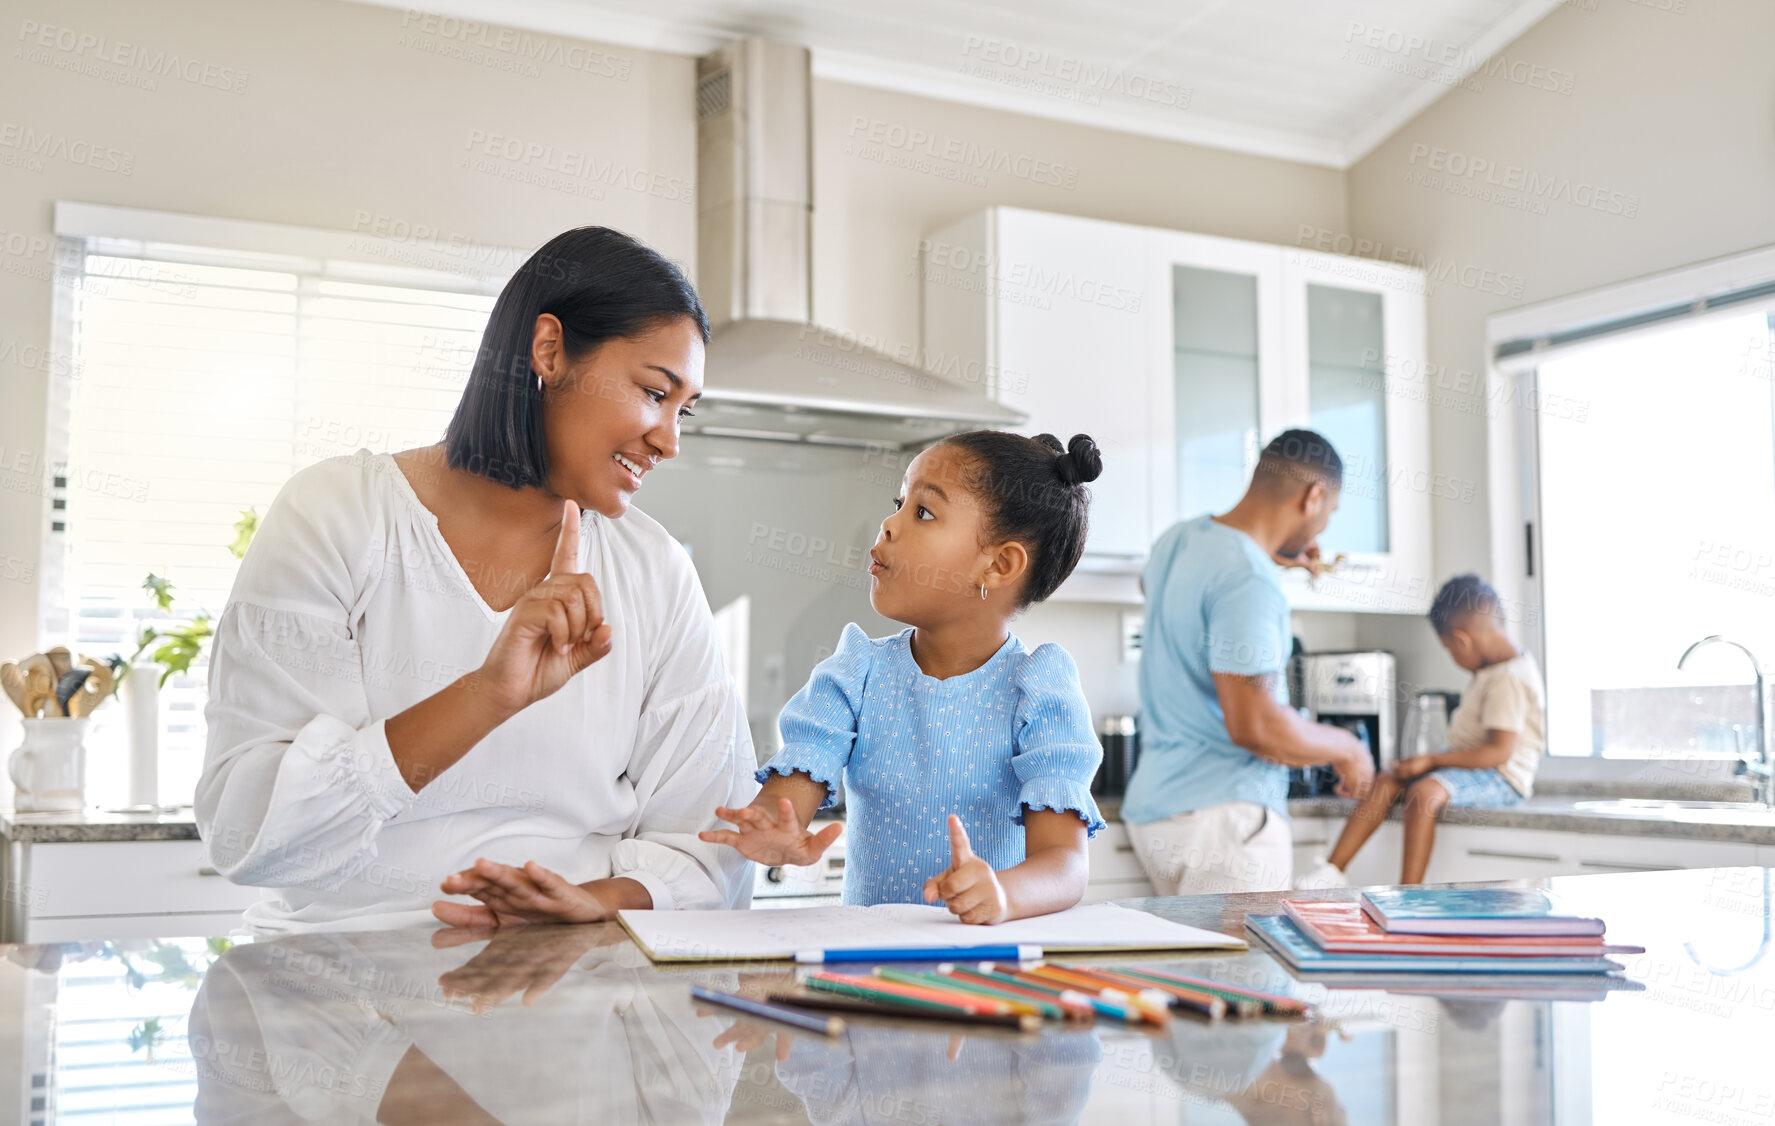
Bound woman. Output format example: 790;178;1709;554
198;227;757;933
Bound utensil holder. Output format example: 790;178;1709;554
9;717;90;812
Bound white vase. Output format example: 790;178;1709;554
9;717;91;812
123;662;164;809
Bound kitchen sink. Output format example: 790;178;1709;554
1572;798;1775;824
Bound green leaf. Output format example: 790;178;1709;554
228;508;260;560
142;574;175;612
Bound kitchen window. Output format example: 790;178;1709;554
1494;246;1775;766
43;204;509;806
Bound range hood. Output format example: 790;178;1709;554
692;39;1024;450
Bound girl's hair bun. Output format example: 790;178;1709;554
1037;432;1102;486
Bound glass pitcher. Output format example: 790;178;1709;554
1401;693;1451;760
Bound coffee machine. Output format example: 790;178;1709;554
1290;651;1397;796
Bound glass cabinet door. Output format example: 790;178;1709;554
1305;283;1388;556
1173;264;1261;521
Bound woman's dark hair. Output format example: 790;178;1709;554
938;430;1103;607
443;226;708;490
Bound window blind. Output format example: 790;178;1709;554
52;235;500;797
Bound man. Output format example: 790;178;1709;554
1123;429;1374;895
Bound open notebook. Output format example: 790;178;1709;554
618;901;1246;963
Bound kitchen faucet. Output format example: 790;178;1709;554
1678;635;1775;808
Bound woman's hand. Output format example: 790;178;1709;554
433;922;613;1013
698;798;842;866
475;499;614;716
432;858;612;928
923;816;1009;925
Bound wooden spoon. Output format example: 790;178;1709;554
0;662;29;714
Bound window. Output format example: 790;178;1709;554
1523;310;1775;758
47;213;504;806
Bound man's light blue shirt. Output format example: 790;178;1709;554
1123;514;1293;824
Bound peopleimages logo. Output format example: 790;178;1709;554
1343;22;1576;96
15;19;249;94
845;116;1080;191
958;36;1191;110
1406;143;1638;218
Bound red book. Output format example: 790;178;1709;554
1282;900;1643;957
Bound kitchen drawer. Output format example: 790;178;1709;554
1082;878;1154;904
1571;834;1757;874
28;839;259;919
1088;822;1149;883
23;910;251;942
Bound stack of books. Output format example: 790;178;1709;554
1245;888;1642;978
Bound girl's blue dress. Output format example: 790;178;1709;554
758;623;1105;905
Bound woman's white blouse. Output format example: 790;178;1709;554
197;450;757;933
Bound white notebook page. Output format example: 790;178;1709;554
619;901;1246;962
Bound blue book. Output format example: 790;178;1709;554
1246;916;1624;975
1359;888;1606;936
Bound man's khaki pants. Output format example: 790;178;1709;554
1124;801;1293;895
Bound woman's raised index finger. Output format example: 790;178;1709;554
550;498;581;576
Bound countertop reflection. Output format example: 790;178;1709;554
5;866;1771;1124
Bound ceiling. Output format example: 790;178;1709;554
349;0;1566;168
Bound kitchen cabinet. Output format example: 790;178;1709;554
4;838;256;942
1083;820;1155;902
922;208;1430;610
922;208;1155;586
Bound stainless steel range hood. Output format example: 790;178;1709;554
693;39;1024;450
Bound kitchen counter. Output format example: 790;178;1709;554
7;787;1770;846
1288;794;1775;844
6;866;1770;1123
0;805;201;843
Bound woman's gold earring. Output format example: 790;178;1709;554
980;583;988;601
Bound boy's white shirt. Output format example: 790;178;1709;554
1445;651;1546;797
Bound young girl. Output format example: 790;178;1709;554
699;431;1107;924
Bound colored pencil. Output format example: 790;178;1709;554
1057;987;1160;1026
1115;967;1310;1016
1016;966;1174;1025
793;943;1041;964
690;984;845;1037
1050;964;1241;1019
815;971;1013;1016
942;967;1096;1020
767;989;1040;1031
928;968;1081;1021
807;971;1018;1019
980;964;1158;1025
883;969;1057;1019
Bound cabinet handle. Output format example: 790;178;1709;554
1465;848;1560;863
1114;843;1136;853
197;866;220;877
1578;859;1673;872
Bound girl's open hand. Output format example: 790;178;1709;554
923;815;1009;925
698;798;842;866
432;858;611;928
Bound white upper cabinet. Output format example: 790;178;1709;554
922;208;1430;611
921;209;1156;589
1277;252;1430;612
